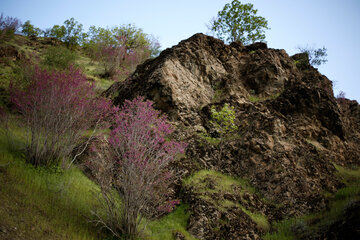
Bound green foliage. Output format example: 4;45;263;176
42;46;78;69
199;104;238;150
85;24;160;59
241;206;270;231
0;119;109;239
210;103;238;138
210;0;269;44
63;18;84;49
49;24;66;40
84;24;160;80
333;163;360;185
49;18;83;50
21;20;41;37
248;95;261;102
183;170;269;231
146;204;198;240
296;45;328;67
183;170;255;195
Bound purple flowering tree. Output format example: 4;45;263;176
93;35;152;80
88;97;186;239
10;65;112;167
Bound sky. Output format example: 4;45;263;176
1;0;360;102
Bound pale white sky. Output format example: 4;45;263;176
1;0;359;102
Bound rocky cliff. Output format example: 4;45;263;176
105;33;360;239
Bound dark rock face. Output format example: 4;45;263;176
105;33;360;239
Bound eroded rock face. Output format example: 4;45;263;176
105;33;298;126
105;33;360;239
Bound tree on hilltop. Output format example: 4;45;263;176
209;0;269;45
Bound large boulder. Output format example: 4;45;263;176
105;33;360;239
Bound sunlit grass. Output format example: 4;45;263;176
183;169;255;195
0;118;199;239
183;170;269;231
146;204;197;240
0;121;108;239
241;207;270;231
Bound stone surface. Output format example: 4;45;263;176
105;33;360;239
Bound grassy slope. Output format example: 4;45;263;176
0;35;197;240
183;170;270;232
0;121;197;240
1;35;359;240
0;121;105;239
263;164;360;240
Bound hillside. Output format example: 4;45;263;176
0;33;359;240
105;33;360;239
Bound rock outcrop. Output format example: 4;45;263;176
105;33;360;239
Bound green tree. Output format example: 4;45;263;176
22;20;42;37
209;0;269;44
49;24;66;40
63;18;83;49
84;24;160;58
84;24;161;79
49;18;84;50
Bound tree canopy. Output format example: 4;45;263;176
210;0;269;45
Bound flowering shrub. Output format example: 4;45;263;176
0;13;22;41
93;35;151;80
10;66;112;166
88;97;186;239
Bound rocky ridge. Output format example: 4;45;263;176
105;33;360;239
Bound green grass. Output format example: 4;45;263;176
263;219;296;240
0;118;198;239
146;204;198;240
183;170;269;231
241;207;270;231
183;169;255;195
212;89;224;103
333;163;360;184
0;121;109;239
263;164;360;240
249;95;261;102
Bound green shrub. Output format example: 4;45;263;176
42;46;78;69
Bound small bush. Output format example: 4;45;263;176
42;46;78;70
200;103;238;159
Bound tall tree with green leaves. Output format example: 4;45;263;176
49;18;83;50
209;0;269;44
